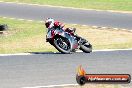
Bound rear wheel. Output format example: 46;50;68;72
53;37;71;54
80;43;92;53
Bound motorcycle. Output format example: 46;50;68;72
46;27;92;54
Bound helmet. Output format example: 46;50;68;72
45;18;54;28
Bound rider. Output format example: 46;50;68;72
45;18;86;42
45;18;76;35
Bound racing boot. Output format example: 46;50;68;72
65;28;76;34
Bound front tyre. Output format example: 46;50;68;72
80;43;92;53
53;37;71;54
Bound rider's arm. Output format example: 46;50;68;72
54;21;65;28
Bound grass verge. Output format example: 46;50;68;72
1;0;132;11
0;17;132;54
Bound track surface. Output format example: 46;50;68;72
0;2;132;29
0;50;132;88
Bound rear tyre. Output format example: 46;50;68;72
53;37;71;54
80;43;92;53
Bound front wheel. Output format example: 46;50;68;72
80;43;92;53
53;37;71;54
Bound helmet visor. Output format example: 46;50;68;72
45;23;50;28
45;21;52;28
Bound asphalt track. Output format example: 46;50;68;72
0;2;132;29
0;50;132;88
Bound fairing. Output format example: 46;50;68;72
46;28;78;50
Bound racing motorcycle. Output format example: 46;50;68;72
46;27;92;54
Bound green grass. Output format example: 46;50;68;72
1;0;132;11
0;17;57;53
0;17;132;54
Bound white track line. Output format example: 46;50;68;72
93;48;132;52
76;48;132;52
0;48;132;56
0;53;31;56
22;84;78;88
21;81;132;88
1;16;35;22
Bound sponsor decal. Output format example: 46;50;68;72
76;65;131;85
